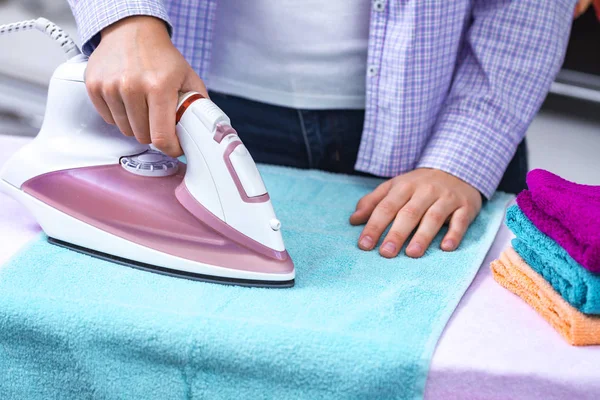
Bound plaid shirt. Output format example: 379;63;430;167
67;0;575;198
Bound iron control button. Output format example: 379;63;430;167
120;150;179;177
191;99;230;132
228;144;267;197
214;124;238;143
270;219;281;231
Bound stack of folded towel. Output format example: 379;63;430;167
490;169;600;346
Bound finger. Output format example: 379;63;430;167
575;0;592;17
441;207;474;252
357;183;413;251
350;181;392;225
148;89;181;157
576;0;589;11
86;81;115;125
404;198;459;258
103;91;135;137
181;70;210;99
378;190;437;258
122;88;151;144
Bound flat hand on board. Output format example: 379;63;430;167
350;168;482;259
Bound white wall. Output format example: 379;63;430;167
526;96;600;185
0;1;77;85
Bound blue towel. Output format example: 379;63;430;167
0;165;511;400
506;205;600;315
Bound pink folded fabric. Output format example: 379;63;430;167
516;169;600;273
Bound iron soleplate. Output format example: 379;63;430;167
48;237;295;289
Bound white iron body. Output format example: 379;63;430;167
0;55;295;287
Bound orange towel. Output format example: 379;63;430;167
491;247;600;346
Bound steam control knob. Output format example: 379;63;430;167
120;150;179;177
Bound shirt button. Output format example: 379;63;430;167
367;65;378;77
373;0;386;12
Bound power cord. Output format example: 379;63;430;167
0;17;81;59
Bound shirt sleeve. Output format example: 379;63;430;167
66;0;172;55
416;0;576;199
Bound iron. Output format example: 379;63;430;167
0;18;295;288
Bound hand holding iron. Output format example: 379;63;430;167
84;16;209;157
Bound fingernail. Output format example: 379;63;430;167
382;242;396;255
359;235;374;249
407;243;422;255
442;239;455;251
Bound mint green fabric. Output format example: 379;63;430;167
0;165;511;399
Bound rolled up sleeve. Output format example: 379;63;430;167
417;0;576;198
67;0;172;55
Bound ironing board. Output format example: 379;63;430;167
1;135;599;400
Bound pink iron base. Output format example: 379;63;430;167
21;163;294;286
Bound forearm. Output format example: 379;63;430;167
417;0;576;198
66;0;172;55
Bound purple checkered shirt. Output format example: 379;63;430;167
67;0;575;198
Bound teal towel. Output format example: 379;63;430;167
0;166;510;400
506;205;600;315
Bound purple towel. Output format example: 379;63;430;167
516;169;600;274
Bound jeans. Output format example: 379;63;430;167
209;91;528;195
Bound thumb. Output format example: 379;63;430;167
181;69;210;99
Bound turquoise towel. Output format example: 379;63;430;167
506;205;600;315
0;166;510;400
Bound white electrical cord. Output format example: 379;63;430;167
0;17;81;59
